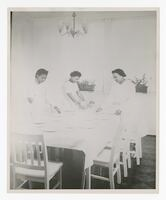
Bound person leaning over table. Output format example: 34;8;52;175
63;71;94;110
96;68;142;139
27;68;61;122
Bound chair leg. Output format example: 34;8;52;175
59;168;62;189
139;137;142;158
108;168;115;189
123;153;128;177
28;180;32;189
117;163;121;184
81;170;86;189
127;152;131;168
85;167;91;189
13;174;16;189
136;156;140;165
135;141;141;165
45;178;49;189
121;140;129;177
136;149;140;165
109;180;115;189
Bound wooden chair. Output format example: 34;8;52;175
11;134;63;189
119;138;129;177
128;136;142;166
90;123;123;189
116;119;143;174
105;137;129;178
91;145;121;189
118;135;142;170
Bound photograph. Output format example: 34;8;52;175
8;8;158;192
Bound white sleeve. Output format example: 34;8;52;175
64;82;72;94
102;81;135;113
119;82;135;112
27;84;35;99
64;82;79;94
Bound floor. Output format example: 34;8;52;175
11;135;156;190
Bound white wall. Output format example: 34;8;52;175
107;15;157;134
11;14;34;126
11;12;157;133
31;14;156;93
32;18;107;91
108;15;156;93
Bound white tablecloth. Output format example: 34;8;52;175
12;110;121;168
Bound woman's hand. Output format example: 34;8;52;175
96;107;103;112
54;106;61;114
86;101;95;108
114;109;122;115
27;97;33;104
78;101;87;109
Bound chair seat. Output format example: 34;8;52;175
15;161;63;179
93;148;119;167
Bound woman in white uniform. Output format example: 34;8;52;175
27;68;61;122
97;68;144;139
63;71;94;111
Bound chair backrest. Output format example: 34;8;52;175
12;134;48;173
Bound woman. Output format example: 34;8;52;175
27;68;61;122
63;71;93;111
97;68;142;139
97;69;135;112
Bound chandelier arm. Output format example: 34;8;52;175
58;12;87;38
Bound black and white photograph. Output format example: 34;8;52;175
8;8;158;191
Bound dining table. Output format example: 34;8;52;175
11;108;121;189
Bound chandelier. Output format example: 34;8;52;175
58;12;88;38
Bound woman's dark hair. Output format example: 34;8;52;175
35;68;48;78
70;71;82;77
112;68;126;77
